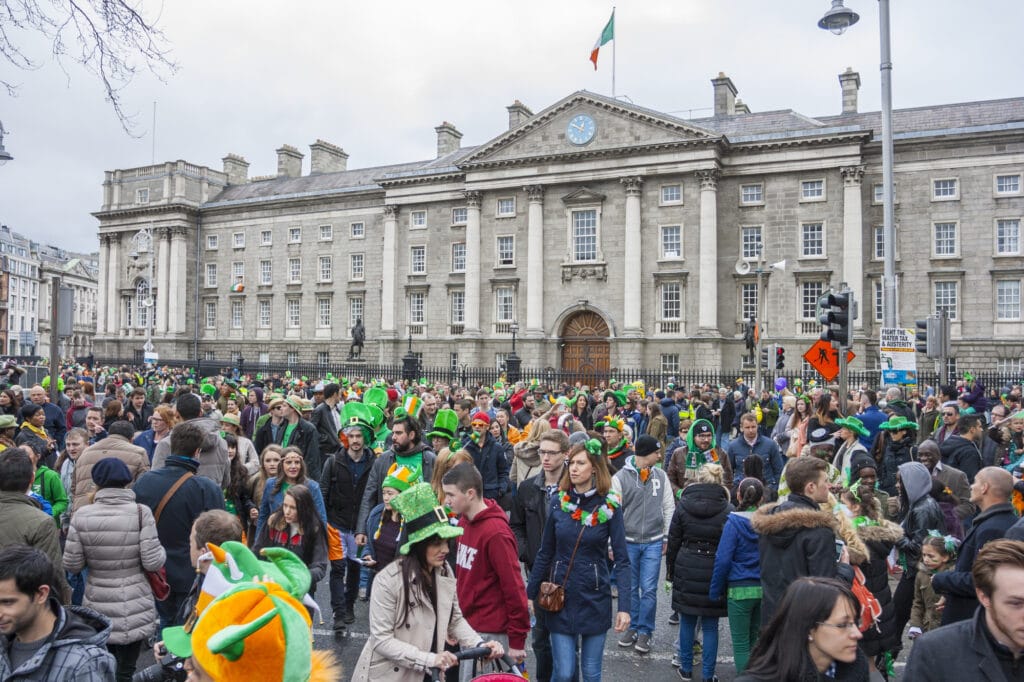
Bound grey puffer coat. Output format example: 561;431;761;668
64;487;167;645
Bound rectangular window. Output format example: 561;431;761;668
996;219;1021;255
874;281;883;322
451;242;466;272
661;283;681;320
801;222;824;257
288;258;301;283
410;210;427;229
258;352;269;364
230;300;243;329
741;283;758;321
286;351;298;365
319;225;333;241
260;230;272;246
572;209;597;262
996;174;1021;195
317;351;329;367
232;262;244;280
259;260;272;286
496;236;515;266
410;246;426;274
661;354;680;374
451;207;467;225
233;232;245;249
661;225;681;259
286;299;300;328
350;253;364;280
317;298;331;328
495;287;514;322
873;225;886;260
204;302;216;329
408;292;425;324
318;255;332;282
496;198;516;217
205;263;217;288
934;281;958;320
349;296;364;328
933;222;958;256
741;226;762;259
450;290;465;324
740;183;763;205
258;299;271;328
997;280;1021;320
933;178;959;200
801;281;824;319
873;183;884;203
136;188;150;204
288;227;301;243
800;179;825;201
997;358;1023;373
661;184;682;204
206;235;218;250
350;222;365;238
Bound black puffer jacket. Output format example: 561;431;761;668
878;437;914;496
853;514;904;656
896;462;946;580
666;482;732;617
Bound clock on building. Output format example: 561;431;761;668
566;114;596;145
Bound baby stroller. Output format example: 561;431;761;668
430;646;525;681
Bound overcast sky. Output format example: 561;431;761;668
1;0;1022;253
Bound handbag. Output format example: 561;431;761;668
137;472;192;602
538;526;585;613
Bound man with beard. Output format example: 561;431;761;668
916;440;974;522
666;419;733;499
461;412;510;503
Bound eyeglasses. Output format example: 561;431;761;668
816;621;860;632
942;412;957;417
538;449;564;456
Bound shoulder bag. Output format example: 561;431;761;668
138;471;193;601
537;525;585;613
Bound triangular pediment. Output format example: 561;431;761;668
561;187;606;205
459;91;720;168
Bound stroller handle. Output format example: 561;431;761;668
428;647;519;681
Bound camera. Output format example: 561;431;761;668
132;653;187;682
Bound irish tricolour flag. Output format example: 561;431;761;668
589;10;615;70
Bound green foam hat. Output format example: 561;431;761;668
602;389;628;407
341;401;375;441
425;408;459;442
391;483;463;555
382;462;422;493
364;386;389;412
834;416;870;438
878;414;918;431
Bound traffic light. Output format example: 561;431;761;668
915;317;935;356
775;346;786;370
760;344;772;370
819;290;854;347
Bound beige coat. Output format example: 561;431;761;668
63;487;166;645
71;435;149;512
351;560;480;682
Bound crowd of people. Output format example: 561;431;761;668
0;360;1023;681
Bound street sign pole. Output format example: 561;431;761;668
838;340;848;416
47;276;61;405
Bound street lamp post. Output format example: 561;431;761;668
402;329;418;381
0;121;12;165
507;321;521;383
130;227;155;363
819;0;897;329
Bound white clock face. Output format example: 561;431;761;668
566;114;597;145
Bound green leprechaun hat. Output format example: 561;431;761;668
878;414;918;432
425;408;459;442
363;386;389;413
341;401;375;442
391;483;463;555
834;416;870;438
382;462;421;493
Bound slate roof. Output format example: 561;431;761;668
816;97;1024;137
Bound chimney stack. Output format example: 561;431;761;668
434;122;463;158
506;100;533;129
309;140;349;174
276;144;303;178
734;98;751;115
222;154;249;185
838;67;861;114
711;72;738;117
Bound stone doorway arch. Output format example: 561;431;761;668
560;311;610;385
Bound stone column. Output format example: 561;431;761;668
97;235;109;335
106;234;120;334
696;168;720;333
168;228;187;335
155;228;171;335
524;185;545;338
841;165;866;329
381;206;398;338
621;177;644;336
463;191;482;337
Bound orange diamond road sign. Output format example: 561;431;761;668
803;339;856;383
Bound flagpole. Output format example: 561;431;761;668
611;7;616;98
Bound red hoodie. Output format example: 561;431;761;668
454;498;530;649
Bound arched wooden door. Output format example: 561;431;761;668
560;311;610;385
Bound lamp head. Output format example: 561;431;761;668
818;0;859;35
0;121;12;165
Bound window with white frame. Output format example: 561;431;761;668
801;281;825;319
317;297;331;327
933;178;959;200
741;226;762;259
661;225;681;259
350;222;364;239
451;207;467;226
205;301;216;329
996;219;1020;255
408;292;425;324
288;258;301;283
134;280;150;329
410;246;426;274
206;235;218;250
496;236;515;266
288;227;301;243
661;354;681;374
495;287;514;322
260;230;272;246
350;253;364;280
740;183;763;205
205;263;217;288
451;242;466;272
801;223;825;257
203;351;216;361
258;299;271;328
349;296;364;328
233;232;245;249
933;222;958;256
496;197;516;217
997;358;1023;373
230;300;243;329
495;353;509;371
661;184;682;205
450;290;465;324
996;174;1021;195
259;260;272;286
136;188;150;204
934;281;958;320
319;225;333;241
997;280;1021;320
257;352;269;364
572;210;598;262
873;225;886;260
286;299;300;328
410;211;427;229
741;283;758;321
286;351;298;365
232;262;244;281
318;255;333;282
800;179;825;201
660;283;681;320
873;183;884;203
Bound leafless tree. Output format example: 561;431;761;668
1;0;177;133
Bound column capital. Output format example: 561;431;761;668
99;234;111;247
383;205;399;220
619;176;644;196
155;226;173;241
695;168;720;191
524;185;545;202
463;190;482;208
840;164;866;186
170;227;188;240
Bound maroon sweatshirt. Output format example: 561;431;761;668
454;498;530;649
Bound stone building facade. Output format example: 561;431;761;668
93;72;1024;375
0;225;41;356
36;245;99;359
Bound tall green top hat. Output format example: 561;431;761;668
602;389;628;407
341;401;375;441
391;483;463;555
363;386;389;413
425;408;459;442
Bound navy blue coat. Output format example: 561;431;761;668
462;433;510;500
527;490;631;636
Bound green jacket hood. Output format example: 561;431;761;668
686;419;717;451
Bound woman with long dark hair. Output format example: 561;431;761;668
572;392;593;432
222;433;256;537
0;388;22;416
253;483;328;588
806;393;839;440
737;577;869;681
